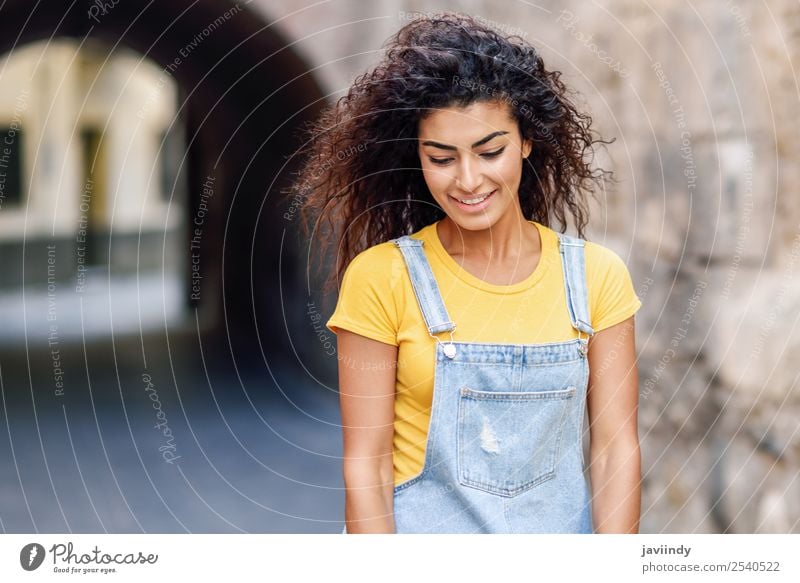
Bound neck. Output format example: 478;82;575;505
437;211;539;263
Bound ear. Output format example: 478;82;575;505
522;138;532;159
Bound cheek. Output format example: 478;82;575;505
421;163;450;190
494;157;523;186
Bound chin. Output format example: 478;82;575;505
444;214;499;231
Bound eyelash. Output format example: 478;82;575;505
428;147;506;166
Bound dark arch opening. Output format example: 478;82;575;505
0;0;328;369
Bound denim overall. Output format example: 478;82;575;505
342;231;595;534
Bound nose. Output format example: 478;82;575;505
454;155;483;193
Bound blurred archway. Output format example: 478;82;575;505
0;0;327;368
0;1;342;534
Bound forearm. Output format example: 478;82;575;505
590;439;641;533
343;460;396;533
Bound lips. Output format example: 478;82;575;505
449;189;497;212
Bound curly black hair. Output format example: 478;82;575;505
284;11;613;295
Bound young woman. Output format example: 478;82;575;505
290;12;642;533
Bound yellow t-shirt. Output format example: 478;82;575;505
326;219;642;487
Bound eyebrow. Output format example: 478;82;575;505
420;130;509;151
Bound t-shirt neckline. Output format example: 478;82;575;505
415;219;554;294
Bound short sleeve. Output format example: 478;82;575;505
585;242;642;333
325;245;399;346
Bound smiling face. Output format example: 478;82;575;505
417;100;532;233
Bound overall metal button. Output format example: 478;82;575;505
443;343;457;359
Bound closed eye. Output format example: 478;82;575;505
428;147;506;166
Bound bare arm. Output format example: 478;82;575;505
337;329;398;533
587;315;641;533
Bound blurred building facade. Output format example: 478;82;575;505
0;39;185;288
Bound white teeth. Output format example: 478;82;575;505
458;191;493;205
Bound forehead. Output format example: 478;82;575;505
418;100;516;141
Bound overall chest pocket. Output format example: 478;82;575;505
457;386;576;497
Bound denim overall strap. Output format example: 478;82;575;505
557;234;595;342
391;235;456;335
